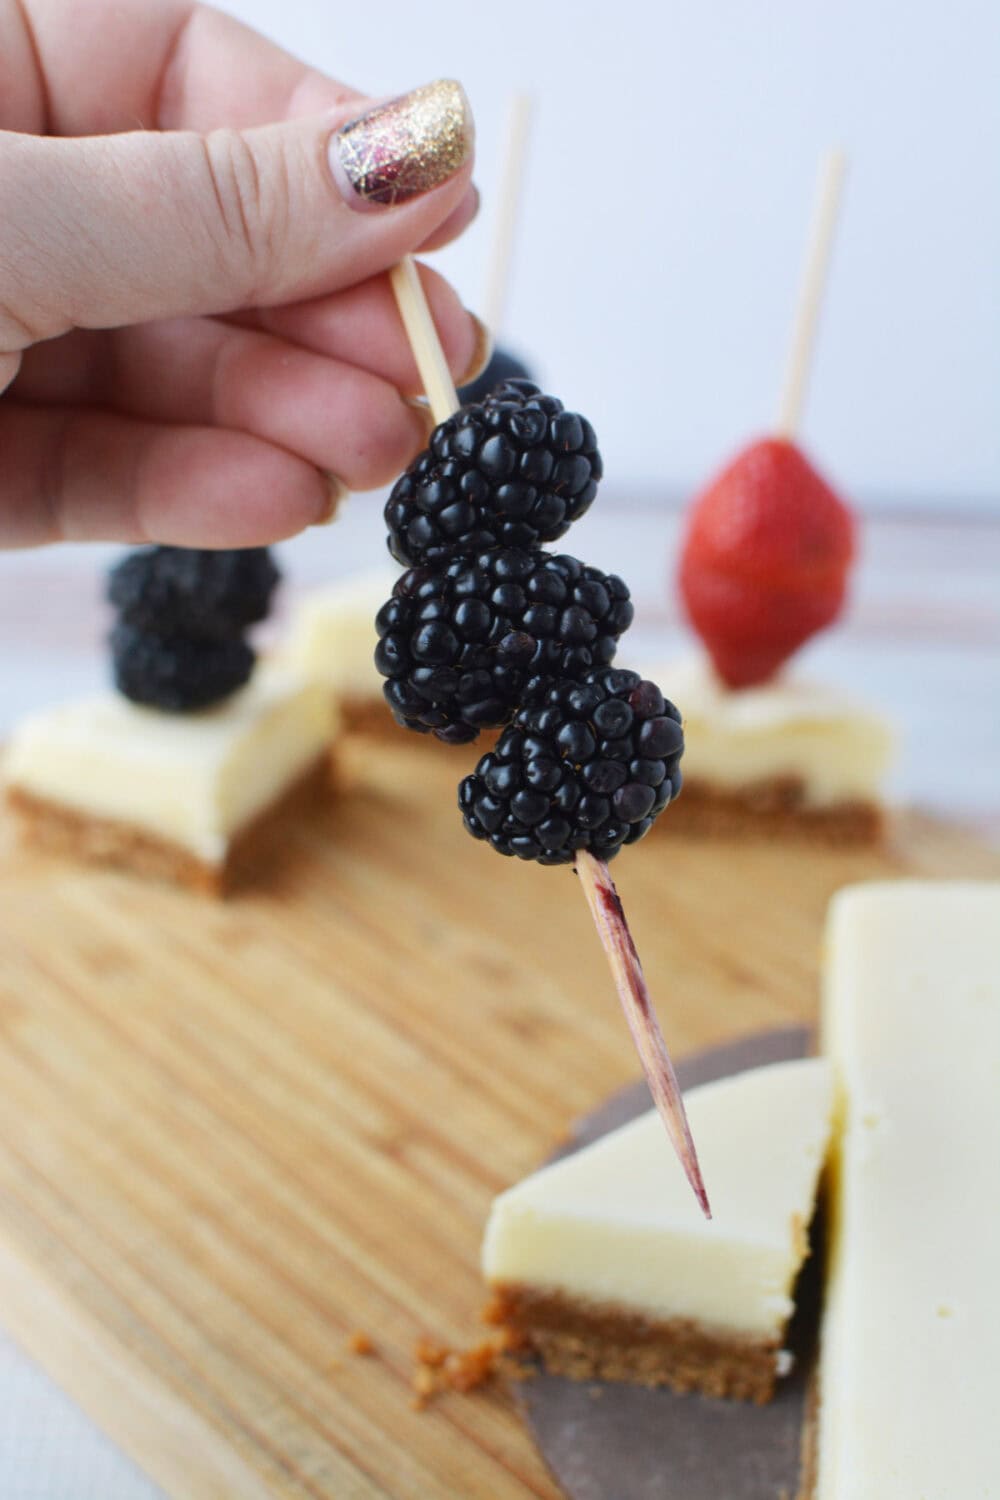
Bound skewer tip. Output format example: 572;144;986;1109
574;849;712;1219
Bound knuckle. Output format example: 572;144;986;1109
0;135;82;347
0;295;41;351
200;128;292;302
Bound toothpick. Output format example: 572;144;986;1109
390;254;711;1219
481;92;534;338
775;149;848;440
390;259;459;426
575;851;710;1217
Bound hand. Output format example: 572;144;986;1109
0;0;483;549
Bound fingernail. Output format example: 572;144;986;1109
403;396;437;441
457;313;494;388
329;80;473;210
313;472;349;526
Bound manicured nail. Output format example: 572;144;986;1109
330;80;473;209
457;313;494;387
403;396;437;440
313;472;349;526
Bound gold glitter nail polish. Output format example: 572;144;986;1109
331;80;473;208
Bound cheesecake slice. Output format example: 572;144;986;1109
283;568;399;732
815;882;1000;1498
649;654;893;843
4;666;336;894
483;1056;834;1402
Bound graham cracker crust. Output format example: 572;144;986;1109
487;1284;782;1403
338;693;397;737
666;776;883;845
6;754;330;896
338;693;501;754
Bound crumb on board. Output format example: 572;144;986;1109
410;1324;532;1410
413;1336;449;1369
346;1330;376;1356
480;1294;505;1327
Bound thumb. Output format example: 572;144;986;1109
0;79;473;353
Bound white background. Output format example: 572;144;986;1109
225;0;1000;510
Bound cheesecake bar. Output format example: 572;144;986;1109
4;667;336;894
815;881;1000;1497
483;1056;833;1401
283;568;399;732
652;655;893;842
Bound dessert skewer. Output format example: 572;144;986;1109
679;148;854;693
4;546;337;894
775;148;847;441
659;147;892;846
388;257;710;1218
480;92;533;342
459;93;535;403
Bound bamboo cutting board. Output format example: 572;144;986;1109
0;734;996;1500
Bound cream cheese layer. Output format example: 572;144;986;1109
483;1057;833;1340
283;568;399;699
4;667;335;864
649;655;893;807
817;882;1000;1500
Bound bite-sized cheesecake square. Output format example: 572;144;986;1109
648;655;894;843
3;667;336;894
483;1056;834;1402
282;568;399;732
815;882;1000;1499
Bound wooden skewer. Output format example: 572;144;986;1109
481;92;534;339
390;256;711;1219
576;851;710;1216
775;148;848;440
390;260;459;425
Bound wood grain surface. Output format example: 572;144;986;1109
0;733;996;1500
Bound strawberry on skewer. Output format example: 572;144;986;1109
679;437;854;689
679;151;855;691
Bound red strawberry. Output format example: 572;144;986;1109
678;438;855;688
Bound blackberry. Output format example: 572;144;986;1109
458;345;533;407
375;549;633;744
111;623;254;711
384;379;602;566
108;546;280;639
459;668;683;865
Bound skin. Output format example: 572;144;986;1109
0;0;481;548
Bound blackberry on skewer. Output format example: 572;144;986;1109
460;669;682;864
375;548;632;743
384;378;602;566
109;546;279;640
380;259;709;1217
108;546;279;711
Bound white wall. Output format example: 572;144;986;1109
224;0;999;511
